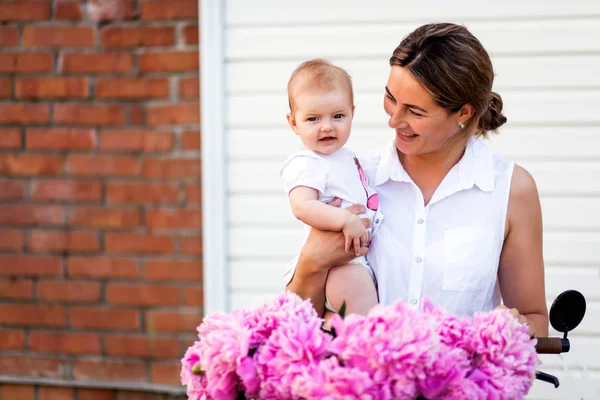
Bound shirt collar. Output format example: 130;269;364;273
373;136;495;192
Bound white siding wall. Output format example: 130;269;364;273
221;1;600;398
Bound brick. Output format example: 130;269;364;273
115;391;165;400
87;0;135;21
32;179;102;202
0;77;12;98
101;26;175;48
105;335;181;358
142;158;201;179
100;130;174;152
74;360;146;382
67;256;141;279
70;307;140;330
60;52;133;74
66;155;139;176
0;103;50;123
0;128;21;149
26;128;96;150
16;77;89;99
107;182;178;204
139;51;199;72
0;179;25;200
184;287;203;306
29;230;100;253
185;183;201;203
146;208;202;229
0;228;24;250
0;27;19;46
55;104;125;125
96;78;170;100
106;283;180;306
0;384;35;400
130;105;145;124
180;235;202;255
105;232;174;254
0;304;67;327
0;254;62;277
78;389;115;400
0;279;33;300
179;77;199;99
37;280;101;302
0;1;50;21
145;260;202;281
0;329;25;350
54;0;82;20
0;356;63;378
0;155;63;176
147;103;200;125
183;24;198;44
69;207;141;228
30;331;101;354
151;362;181;385
146;310;201;333
39;386;75;400
0;204;64;226
23;26;95;47
180;130;200;150
141;0;198;20
0;52;53;72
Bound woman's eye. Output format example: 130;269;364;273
409;109;423;117
334;114;344;119
385;94;395;102
307;117;317;122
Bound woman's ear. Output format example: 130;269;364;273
286;113;299;134
458;103;475;125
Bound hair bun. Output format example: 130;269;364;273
478;92;507;132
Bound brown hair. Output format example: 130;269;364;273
287;58;354;113
390;23;507;137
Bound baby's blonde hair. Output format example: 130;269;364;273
287;59;354;113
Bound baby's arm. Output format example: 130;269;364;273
289;186;368;256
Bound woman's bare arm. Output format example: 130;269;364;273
286;203;370;316
498;165;549;337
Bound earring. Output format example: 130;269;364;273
458;122;465;129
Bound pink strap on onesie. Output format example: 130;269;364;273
354;157;379;211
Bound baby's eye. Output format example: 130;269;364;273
307;117;317;122
333;114;344;119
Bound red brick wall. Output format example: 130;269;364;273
0;0;202;391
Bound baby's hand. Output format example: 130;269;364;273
342;214;370;256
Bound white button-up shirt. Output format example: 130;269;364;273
362;137;514;316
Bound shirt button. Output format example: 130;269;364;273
417;218;424;224
415;256;422;263
375;219;380;224
410;298;418;305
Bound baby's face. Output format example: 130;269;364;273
288;87;354;155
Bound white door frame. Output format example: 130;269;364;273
200;0;228;314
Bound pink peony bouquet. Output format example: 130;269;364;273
181;292;537;399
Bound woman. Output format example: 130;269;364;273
286;23;549;337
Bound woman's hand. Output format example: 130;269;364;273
495;304;536;338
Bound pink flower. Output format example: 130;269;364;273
257;316;331;399
181;344;208;400
292;357;381;399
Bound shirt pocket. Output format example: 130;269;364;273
442;227;496;292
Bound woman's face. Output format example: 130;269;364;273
383;66;466;157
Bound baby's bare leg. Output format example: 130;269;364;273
325;263;378;316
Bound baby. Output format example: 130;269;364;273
281;59;382;316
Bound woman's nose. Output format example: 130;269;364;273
388;109;408;129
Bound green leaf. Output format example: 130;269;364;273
192;364;203;375
338;301;347;319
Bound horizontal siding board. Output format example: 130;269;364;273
229;228;600;265
229;195;600;231
227;55;600;93
227;91;600;127
227;0;600;25
227;19;600;60
228;127;600;161
229;160;600;195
